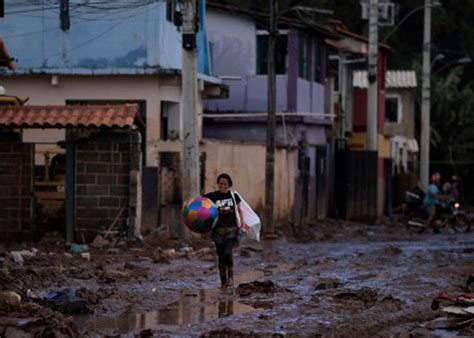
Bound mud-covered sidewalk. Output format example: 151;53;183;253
1;222;474;337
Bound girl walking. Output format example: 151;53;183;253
204;173;244;288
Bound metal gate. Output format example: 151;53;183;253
334;148;377;223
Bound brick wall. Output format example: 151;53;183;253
0;142;33;241
75;140;131;239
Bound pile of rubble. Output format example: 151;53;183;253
421;275;474;332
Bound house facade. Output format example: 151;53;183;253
0;0;223;236
325;21;392;221
353;69;419;210
203;3;335;223
353;70;418;173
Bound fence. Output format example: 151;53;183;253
333;148;378;223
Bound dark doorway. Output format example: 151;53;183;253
33;143;67;235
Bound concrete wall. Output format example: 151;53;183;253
207;9;256;77
206;75;288;113
205;9;327;115
75;139;131;240
246;75;288;113
296;79;325;113
0;75;184;167
203;140;297;223
0;140;33;241
1;1;210;74
203;120;328;147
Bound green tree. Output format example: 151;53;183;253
431;66;474;162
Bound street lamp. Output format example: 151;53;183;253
431;54;445;70
433;56;472;74
382;0;441;43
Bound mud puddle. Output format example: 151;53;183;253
77;265;295;335
78;289;260;336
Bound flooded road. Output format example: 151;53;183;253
80;289;259;335
1;223;474;337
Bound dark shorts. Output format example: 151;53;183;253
211;226;239;245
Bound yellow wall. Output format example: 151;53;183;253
203;139;297;222
347;133;391;158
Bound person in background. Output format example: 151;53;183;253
442;175;460;204
204;173;245;288
423;172;442;232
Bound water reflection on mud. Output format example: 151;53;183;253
81;289;257;335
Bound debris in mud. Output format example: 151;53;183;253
39;231;65;246
98;269;130;282
241;246;262;253
237;280;288;297
431;292;474;311
76;287;115;307
381;245;403;255
429;280;474;332
246;299;275;309
0;302;79;337
239;249;251;257
295;259;308;266
314;278;342;291
466;274;474;293
0;291;21;308
379;295;404;312
186;247;214;262
69;243;89;254
123;262;149;279
179;245;193;254
40;288;92;314
9;249;38;265
201;327;254;337
151;248;171;264
333;288;378;305
91;234;110;249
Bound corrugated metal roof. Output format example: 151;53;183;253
353;70;417;88
0;104;138;128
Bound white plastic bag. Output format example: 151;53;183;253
235;191;261;242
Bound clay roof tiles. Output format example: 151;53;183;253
0;104;138;128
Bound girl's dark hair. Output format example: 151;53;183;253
217;173;233;187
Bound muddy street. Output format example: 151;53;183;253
1;223;474;337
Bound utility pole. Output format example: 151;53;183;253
265;0;277;237
420;0;431;190
182;0;200;202
367;0;378;151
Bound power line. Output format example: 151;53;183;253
16;3;159;62
5;0;164;15
3;3;158;39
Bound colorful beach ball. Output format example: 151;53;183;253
182;196;218;233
